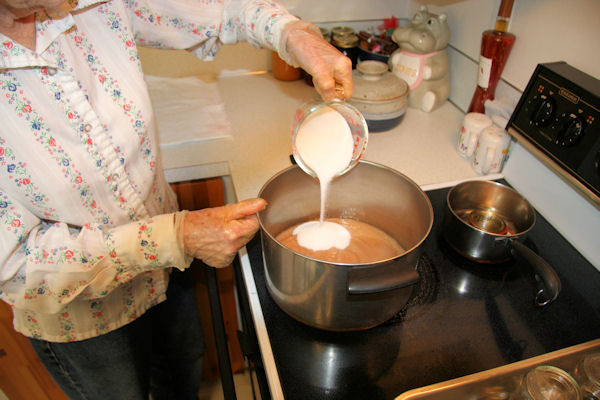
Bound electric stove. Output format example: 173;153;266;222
235;182;600;400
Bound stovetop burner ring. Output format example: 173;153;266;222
386;253;439;324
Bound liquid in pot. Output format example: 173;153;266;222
276;218;405;264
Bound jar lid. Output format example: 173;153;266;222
351;61;409;102
331;26;355;37
319;27;330;39
332;34;359;48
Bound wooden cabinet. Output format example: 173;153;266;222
0;302;68;400
170;177;245;381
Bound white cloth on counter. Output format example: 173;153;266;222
146;75;232;147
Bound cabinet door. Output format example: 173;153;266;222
0;302;68;400
170;178;244;381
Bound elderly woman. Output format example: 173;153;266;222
0;0;352;398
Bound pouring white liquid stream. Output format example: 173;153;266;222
293;105;354;251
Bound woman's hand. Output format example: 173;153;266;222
280;20;353;102
183;198;267;268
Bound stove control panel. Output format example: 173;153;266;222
507;62;600;208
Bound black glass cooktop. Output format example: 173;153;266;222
242;184;600;400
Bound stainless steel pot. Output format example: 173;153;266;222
258;161;433;331
443;180;561;306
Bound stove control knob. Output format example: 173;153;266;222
528;94;556;127
555;113;584;147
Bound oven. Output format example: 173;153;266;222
232;62;600;400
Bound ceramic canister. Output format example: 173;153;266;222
348;60;409;132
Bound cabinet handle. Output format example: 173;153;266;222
0;348;7;358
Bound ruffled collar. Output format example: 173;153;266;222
0;0;107;69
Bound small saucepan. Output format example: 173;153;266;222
443;180;561;306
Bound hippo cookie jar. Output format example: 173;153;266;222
389;6;450;112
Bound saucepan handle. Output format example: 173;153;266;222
510;240;561;306
347;267;420;295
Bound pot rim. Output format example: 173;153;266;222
257;160;434;267
446;179;536;238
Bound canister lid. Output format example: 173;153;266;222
332;34;359;48
331;26;355;37
351;61;409;102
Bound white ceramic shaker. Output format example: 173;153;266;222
472;124;511;175
457;112;493;159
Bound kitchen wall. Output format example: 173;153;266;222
412;0;600;112
279;0;408;23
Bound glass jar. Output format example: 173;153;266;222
332;34;359;69
574;353;600;399
271;51;301;81
512;366;582;400
331;26;354;38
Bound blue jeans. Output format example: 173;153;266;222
29;269;205;400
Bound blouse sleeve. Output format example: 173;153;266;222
122;0;298;60
0;188;191;314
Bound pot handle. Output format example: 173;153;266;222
510;240;561;306
347;267;420;295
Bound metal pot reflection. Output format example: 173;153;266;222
276;325;399;396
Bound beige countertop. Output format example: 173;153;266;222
159;71;489;200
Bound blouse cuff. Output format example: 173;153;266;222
174;210;194;270
111;212;193;272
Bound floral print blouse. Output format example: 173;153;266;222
0;0;296;342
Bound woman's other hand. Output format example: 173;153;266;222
183;198;267;268
279;20;353;102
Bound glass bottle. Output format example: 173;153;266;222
468;0;516;113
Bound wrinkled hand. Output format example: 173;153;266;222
183;198;267;268
282;20;353;101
